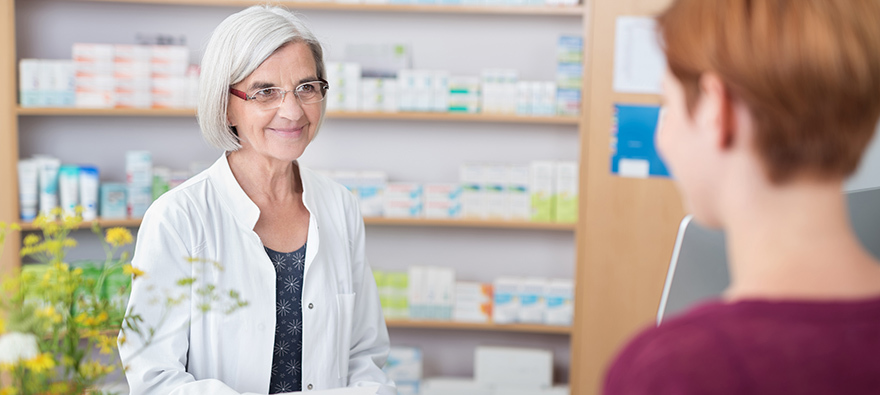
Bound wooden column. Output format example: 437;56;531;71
570;0;682;394
0;0;19;274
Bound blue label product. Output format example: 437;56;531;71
100;183;127;219
17;159;39;221
37;156;61;219
58;165;80;218
78;166;100;221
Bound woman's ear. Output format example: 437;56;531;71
698;73;736;150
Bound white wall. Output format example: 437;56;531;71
846;123;880;191
16;0;581;383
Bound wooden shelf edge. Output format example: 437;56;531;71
18;217;574;231
385;319;572;334
76;0;585;16
16;107;581;125
365;217;576;230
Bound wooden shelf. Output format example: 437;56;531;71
18;218;142;231
16;107;580;125
19;217;574;231
385;319;572;334
365;216;576;230
76;0;585;16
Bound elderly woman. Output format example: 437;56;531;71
119;6;394;395
604;1;880;394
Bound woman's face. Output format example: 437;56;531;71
657;69;723;227
227;42;323;164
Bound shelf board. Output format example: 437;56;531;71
16;107;580;125
386;319;572;334
18;218;142;231
19;217;575;231
364;217;576;230
76;0;585;16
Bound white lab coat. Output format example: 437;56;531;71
119;154;395;395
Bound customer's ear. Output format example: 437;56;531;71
698;73;736;151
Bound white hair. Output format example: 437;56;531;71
198;5;327;151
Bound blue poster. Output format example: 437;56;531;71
610;103;670;178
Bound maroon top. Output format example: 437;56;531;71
604;297;880;395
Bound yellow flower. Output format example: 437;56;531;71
22;234;40;246
123;264;146;279
9;223;20;231
61;213;82;229
0;386;16;395
82;329;100;339
35;306;62;324
44;222;60;237
24;353;55;373
97;335;117;355
105;227;133;247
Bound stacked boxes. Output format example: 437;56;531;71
460;164;486;219
493;277;574;326
453;282;493;323
375;270;409;319
408;265;455;320
384;183;423;218
150;45;191;108
507;165;531;221
556;35;584;116
554;161;579;223
545;279;574;326
492;277;521;324
360;78;398;112
333;171;388;217
73;43;115;108
448;76;481;113
383;347;423;395
18;59;76;107
125;151;153;218
114;45;152;108
480;69;518;114
424;183;462;219
529;161;555;222
325;62;361;111
397;70;450;112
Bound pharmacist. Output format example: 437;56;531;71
118;6;394;395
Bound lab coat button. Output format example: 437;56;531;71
307;384;313;390
308;303;314;309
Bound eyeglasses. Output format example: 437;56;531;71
229;79;329;110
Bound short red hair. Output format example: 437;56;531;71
658;0;880;183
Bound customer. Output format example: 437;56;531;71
119;6;395;395
605;1;880;394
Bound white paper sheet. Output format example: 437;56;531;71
613;16;666;94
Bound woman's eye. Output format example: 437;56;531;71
299;84;315;93
254;89;279;100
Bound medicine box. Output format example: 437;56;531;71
100;183;127;219
492;277;520;324
530;161;555;222
475;346;553;390
453;281;493;323
554;161;578;223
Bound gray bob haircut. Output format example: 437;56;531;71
198;5;326;151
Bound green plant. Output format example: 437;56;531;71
0;209;247;395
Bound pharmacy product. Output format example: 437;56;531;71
484;165;508;219
530;161;555;222
518;277;548;324
58;165;80;217
152;166;171;201
506;165;531;221
17;159;39;221
100;183;127;219
383;347;422;395
384;183;422;218
424;183;462;219
545;279;574;326
78;166;100;221
475;346;553;390
19;59;41;107
37;157;61;219
453;281;493;323
460;163;486;219
554;161;578;223
492;277;521;324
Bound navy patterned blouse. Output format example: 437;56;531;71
264;243;306;394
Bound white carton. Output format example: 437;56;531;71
484;164;508;219
492;277;520;324
453;281;493;323
424;183;462;219
460;163;486;219
384;182;422;218
506;165;531;221
383;346;422;387
19;59;41;107
475;346;553;390
421;378;492;395
530;161;555;222
554;161;578;223
518;277;548;324
545;279;574;326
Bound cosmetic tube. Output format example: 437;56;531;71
37;157;61;219
17;159;39;221
78;166;99;221
58;165;79;218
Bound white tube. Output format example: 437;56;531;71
37;157;61;220
17;159;39;221
58;165;79;218
78;166;99;221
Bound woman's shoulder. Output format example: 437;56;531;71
603;302;746;394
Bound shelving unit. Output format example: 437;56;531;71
17;107;580;125
385;319;572;335
0;1;688;394
18;217;576;231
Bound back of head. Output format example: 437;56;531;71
198;5;326;151
657;0;880;184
